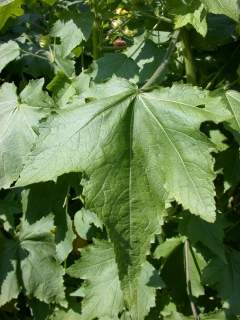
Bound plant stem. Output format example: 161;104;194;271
92;19;99;59
20;48;49;61
184;239;200;320
141;29;180;91
181;29;196;85
91;0;101;59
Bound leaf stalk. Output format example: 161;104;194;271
184;239;200;320
181;29;197;85
141;29;180;90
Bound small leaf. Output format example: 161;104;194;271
0;215;66;306
224;90;240;144
74;208;103;240
0;40;20;73
175;4;207;37
0;0;23;30
51;14;93;58
154;236;186;260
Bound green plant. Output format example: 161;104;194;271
1;0;240;319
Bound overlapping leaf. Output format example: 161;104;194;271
0;40;19;73
0;215;66;307
0;79;52;189
165;0;207;36
203;249;240;314
67;240;163;320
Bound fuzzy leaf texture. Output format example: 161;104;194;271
16;79;231;291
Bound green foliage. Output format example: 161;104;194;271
0;0;240;319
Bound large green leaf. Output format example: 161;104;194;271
201;0;240;22
0;40;19;73
0;215;66;307
0;79;52;189
17;79;230;289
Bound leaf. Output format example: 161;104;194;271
128;261;164;320
21;174;78;263
187;247;206;298
0;215;66;307
165;0;207;36
0;192;20;231
41;0;57;5
67;240;124;320
47;72;71;94
0;235;20;307
201;0;240;22
156;238;206;298
191;14;237;50
215;146;240;190
179;214;226;261
224;90;240;144
67;240;163;320
209;129;228;152
125;36;167;84
29;299;54;320
175;4;207;37
154;236;186;260
51;14;93;58
203;248;240;314
0;79;51;189
52;45;76;77
0;40;20;73
0;0;23;30
17;79;230;289
50;308;81;320
74;208;103;240
164;310;227;319
93;53;139;83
